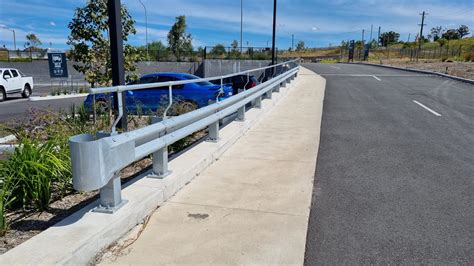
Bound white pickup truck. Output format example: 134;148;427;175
0;68;34;102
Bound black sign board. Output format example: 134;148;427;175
48;53;68;78
348;40;355;62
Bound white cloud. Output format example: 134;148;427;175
49;21;56;27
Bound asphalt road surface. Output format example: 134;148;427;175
0;91;85;123
303;63;473;264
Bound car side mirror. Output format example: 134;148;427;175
4;75;11;80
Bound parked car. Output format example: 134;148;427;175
212;75;259;95
0;68;34;102
84;72;233;113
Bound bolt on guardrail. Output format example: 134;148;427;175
69;59;300;213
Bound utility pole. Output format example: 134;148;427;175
240;0;243;53
271;0;277;65
417;11;427;61
362;29;365;44
107;0;127;130
407;33;411;42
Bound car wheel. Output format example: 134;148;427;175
0;88;5;102
21;84;32;98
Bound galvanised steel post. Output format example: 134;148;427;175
108;0;128;131
208;122;220;142
152;147;171;178
254;96;262;109
237;106;245;121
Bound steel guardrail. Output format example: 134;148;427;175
69;59;300;213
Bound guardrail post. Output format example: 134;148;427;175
266;89;273;99
253;96;262;109
207;121;219;142
237;106;245;121
94;174;127;214
274;83;280;93
151;147;171;178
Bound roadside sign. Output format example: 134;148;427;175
48;52;68;78
348;40;355;62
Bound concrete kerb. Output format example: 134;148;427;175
29;93;88;102
341;62;474;84
0;70;300;265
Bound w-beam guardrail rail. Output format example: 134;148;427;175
69;59;300;213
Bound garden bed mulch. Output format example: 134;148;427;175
0;158;152;255
0;126;208;255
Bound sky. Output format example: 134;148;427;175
0;0;473;50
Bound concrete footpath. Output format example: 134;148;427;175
99;68;326;265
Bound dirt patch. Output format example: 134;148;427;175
371;59;474;80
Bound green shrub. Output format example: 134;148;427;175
0;138;72;211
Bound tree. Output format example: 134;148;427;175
296;40;305;51
436;38;448;47
24;33;42;49
210;44;226;56
144;40;169;61
231;40;239;50
457;25;470;38
442;29;460;40
379;31;400;47
428;26;444;41
167;16;193;61
67;0;141;87
230;40;240;58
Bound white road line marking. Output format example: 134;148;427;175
330;66;341;69
372;75;381;81
412;100;442;117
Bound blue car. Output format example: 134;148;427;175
84;73;233;113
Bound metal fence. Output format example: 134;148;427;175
203;46;276;60
340;45;473;61
0;49;52;61
69;59;300;213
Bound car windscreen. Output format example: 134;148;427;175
182;74;213;86
18;70;26;77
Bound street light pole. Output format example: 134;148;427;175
0;26;16;50
271;0;277;65
292;34;294;50
240;0;243;52
138;0;148;61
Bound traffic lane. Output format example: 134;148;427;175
304;69;474;263
302;63;437;76
0;97;86;123
304;63;473;124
